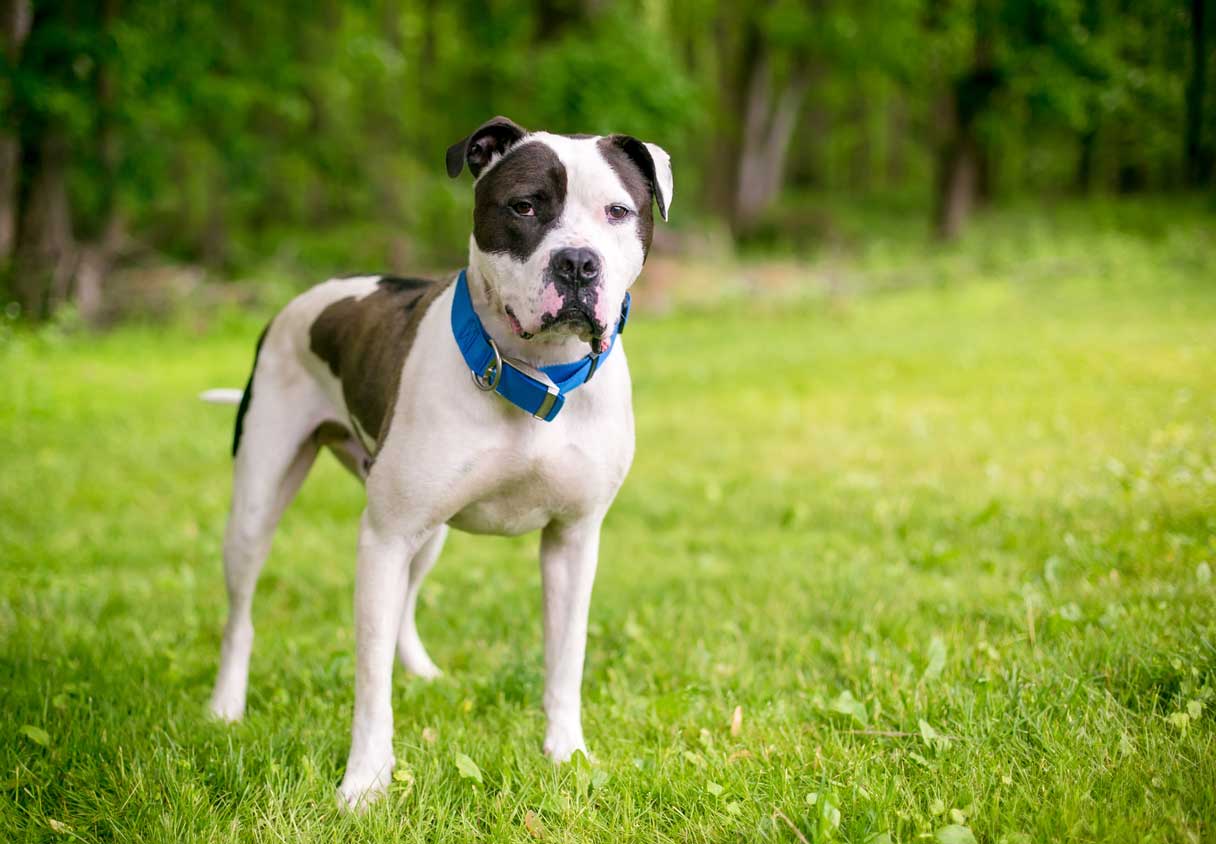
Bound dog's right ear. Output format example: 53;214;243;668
446;116;528;179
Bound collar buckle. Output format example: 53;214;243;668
499;354;561;420
471;337;503;391
471;336;561;419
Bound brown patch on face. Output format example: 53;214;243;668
473;141;568;262
596;136;657;257
309;275;451;450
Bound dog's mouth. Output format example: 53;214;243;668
542;305;607;345
504;305;534;339
506;303;608;351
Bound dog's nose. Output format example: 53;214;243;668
550;247;602;286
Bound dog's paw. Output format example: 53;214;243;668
336;757;394;813
398;639;443;680
208;691;245;723
401;653;443;680
542;724;587;763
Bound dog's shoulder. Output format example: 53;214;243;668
307;273;453;443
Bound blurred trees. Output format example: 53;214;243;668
1;0;1211;322
1187;0;1212;185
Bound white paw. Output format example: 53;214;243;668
400;653;443;680
336;757;394;813
398;639;443;680
208;691;245;723
542;723;587;763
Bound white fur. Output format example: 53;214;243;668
200;388;243;405
207;134;669;813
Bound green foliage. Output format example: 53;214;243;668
529;8;700;142
1;204;1214;841
4;0;1210;303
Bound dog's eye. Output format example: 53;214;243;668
606;204;632;221
510;200;535;217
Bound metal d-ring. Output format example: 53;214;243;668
472;337;503;391
584;350;602;382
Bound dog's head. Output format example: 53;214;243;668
447;117;673;353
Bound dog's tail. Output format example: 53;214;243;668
199;388;244;405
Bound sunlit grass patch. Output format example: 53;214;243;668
1;210;1214;842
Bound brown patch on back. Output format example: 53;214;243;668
309;275;451;450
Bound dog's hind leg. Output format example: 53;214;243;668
209;377;326;722
396;525;447;678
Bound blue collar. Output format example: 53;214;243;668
450;269;630;421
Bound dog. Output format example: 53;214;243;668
202;117;673;810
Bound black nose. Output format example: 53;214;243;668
550;247;602;286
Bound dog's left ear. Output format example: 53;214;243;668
446;116;528;179
606;135;674;221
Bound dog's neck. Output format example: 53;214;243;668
464;262;596;368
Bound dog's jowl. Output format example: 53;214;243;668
204;117;673;810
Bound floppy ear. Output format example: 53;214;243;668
610;136;674;221
445;116;528;179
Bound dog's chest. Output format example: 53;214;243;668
446;436;623;535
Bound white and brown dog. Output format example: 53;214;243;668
202;117;672;809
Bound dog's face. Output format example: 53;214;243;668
448;117;673;353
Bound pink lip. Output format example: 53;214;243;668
504;305;532;339
540;284;565;320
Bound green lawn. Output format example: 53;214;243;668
2;204;1215;842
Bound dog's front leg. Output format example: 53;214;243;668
337;511;418;811
539;516;602;762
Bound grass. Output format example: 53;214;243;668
1;200;1214;842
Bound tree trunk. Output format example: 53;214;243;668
709;10;752;224
1075;127;1098;193
975;141;994;204
0;138;17;259
734;51;775;225
0;0;33;261
886;96;908;188
202;179;228;267
932;0;999;240
1074;0;1103;194
732;49;811;232
934;128;979;241
419;0;437;67
75;0;122;325
1185;0;1210;186
15;132;76;318
848;98;871;193
381;0;402;52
